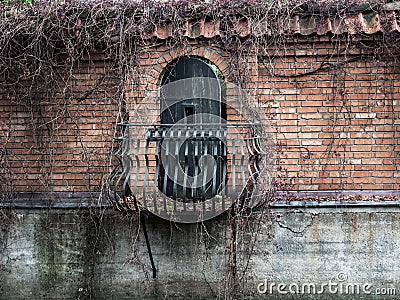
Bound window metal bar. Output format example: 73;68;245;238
143;138;150;208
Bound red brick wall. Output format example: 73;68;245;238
1;35;399;194
254;37;400;191
0;58;120;193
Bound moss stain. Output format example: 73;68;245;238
34;213;66;297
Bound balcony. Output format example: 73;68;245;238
109;121;269;222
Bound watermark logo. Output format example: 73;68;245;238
257;273;396;296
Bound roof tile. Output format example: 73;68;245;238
146;9;400;40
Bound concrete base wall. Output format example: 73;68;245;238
0;205;399;299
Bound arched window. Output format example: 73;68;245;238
109;55;268;222
154;57;227;201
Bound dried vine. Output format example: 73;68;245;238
0;0;399;298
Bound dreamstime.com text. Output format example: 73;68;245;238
257;273;396;296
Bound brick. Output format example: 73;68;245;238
2;40;399;194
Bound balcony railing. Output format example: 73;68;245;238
108;122;268;221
